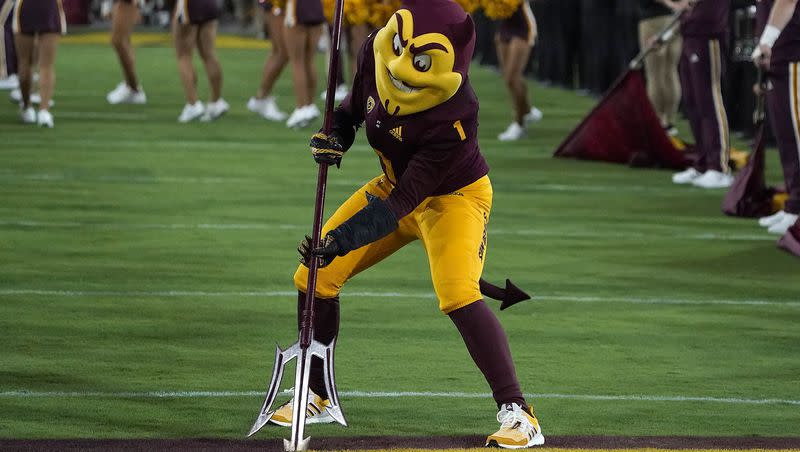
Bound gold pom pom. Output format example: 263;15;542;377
322;0;336;23
345;0;372;25
368;0;400;28
453;0;480;14
481;0;522;20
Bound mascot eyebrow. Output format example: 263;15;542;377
395;12;450;55
410;42;448;54
396;13;409;46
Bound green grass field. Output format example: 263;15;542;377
1;37;799;442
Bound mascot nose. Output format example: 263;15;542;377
386;57;406;78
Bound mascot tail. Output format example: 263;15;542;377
479;278;531;311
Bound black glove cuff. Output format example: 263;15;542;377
330;194;398;255
330;107;358;152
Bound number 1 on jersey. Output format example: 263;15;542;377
453;120;466;141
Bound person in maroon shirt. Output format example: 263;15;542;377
283;0;325;128
172;0;228;122
105;0;147;105
752;0;800;235
12;0;64;127
494;0;543;142
272;0;545;448
0;0;17;89
668;0;734;189
247;1;290;122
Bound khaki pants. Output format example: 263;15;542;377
639;15;682;127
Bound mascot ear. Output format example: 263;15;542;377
450;15;476;74
452;15;475;48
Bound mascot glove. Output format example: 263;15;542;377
298;233;343;268
310;132;346;167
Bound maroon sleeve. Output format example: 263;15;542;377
384;111;479;219
338;34;375;126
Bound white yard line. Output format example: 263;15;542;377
490;228;774;242
55;112;150;120
1;289;797;307
0;172;360;186
1;172;701;194
0;389;797;406
0;219;771;241
3;140;378;152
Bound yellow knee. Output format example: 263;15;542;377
293;264;342;299
435;279;482;315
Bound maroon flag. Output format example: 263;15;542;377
777;219;800;258
721;124;775;218
554;71;688;170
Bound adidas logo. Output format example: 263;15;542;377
389;126;403;142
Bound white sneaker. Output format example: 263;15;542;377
485;403;545;449
759;210;786;228
692;170;734;189
201;98;229;122
524;106;543;126
19;106;36;124
286;107;308;129
106;82;147;105
672;167;702;184
178;101;205;123
498;122;526;141
286;104;319;129
10;88;53;107
320;84;349;102
247;96;287;121
767;213;799;235
0;74;19;90
37;109;54;128
306;103;321;121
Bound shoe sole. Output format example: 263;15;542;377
178;113;204;123
692;183;732;189
266;412;335;427
486;433;545;449
109;98;147;105
247;105;286;122
759;215;785;227
201;109;228;122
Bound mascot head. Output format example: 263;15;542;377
373;0;475;116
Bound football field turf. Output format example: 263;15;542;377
0;36;799;445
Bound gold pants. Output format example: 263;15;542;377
294;174;493;314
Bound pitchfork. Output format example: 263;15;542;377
247;0;348;449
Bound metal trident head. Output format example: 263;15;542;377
247;338;346;451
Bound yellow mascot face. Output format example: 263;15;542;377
373;10;463;116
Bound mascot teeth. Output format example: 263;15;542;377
389;71;418;93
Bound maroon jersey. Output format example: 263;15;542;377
680;0;730;39
340;34;489;219
757;0;800;65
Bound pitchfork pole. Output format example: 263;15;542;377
247;0;347;450
287;0;346;446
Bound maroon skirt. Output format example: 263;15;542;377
497;1;536;46
12;0;66;35
174;0;220;25
285;0;323;27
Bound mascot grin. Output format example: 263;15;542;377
373;2;475;116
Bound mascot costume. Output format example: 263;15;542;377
271;1;545;448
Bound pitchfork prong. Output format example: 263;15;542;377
247;343;298;437
321;337;347;426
